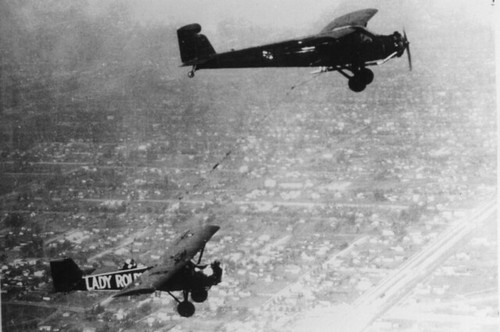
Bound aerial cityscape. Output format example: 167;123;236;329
1;0;497;331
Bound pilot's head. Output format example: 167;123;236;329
124;258;136;268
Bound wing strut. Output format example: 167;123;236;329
367;51;398;66
196;246;205;265
167;291;182;303
337;69;352;79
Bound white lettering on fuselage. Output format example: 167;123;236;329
115;272;143;288
115;273;131;288
84;275;112;290
84;270;145;290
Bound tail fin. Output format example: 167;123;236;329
50;258;84;292
177;24;216;65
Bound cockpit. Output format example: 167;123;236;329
121;258;138;270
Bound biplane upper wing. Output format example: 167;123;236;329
320;8;378;33
113;225;220;297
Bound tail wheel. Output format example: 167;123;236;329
188;70;195;78
177;301;195;317
348;76;366;92
191;289;208;303
358;68;374;85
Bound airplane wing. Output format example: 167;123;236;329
320;8;378;33
113;225;220;297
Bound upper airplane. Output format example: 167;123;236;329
177;8;411;92
50;225;222;317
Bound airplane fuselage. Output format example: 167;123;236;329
177;9;411;91
194;31;403;71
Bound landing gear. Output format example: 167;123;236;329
358;68;374;85
177;300;195;317
175;290;196;317
346;68;374;92
164;259;222;317
187;65;197;78
191;289;208;303
348;76;366;92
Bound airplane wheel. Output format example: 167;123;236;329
177;301;195;317
358;68;374;85
191;289;208;303
188;71;195;78
348;76;366;92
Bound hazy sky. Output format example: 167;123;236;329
112;0;494;36
125;0;342;29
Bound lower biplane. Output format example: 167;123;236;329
177;8;411;92
50;225;222;317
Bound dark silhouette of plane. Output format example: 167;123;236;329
50;225;222;317
177;8;411;92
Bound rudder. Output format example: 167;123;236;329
50;257;84;292
177;24;216;65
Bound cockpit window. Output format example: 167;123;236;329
358;33;373;43
180;231;194;240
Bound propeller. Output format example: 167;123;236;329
402;29;412;71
